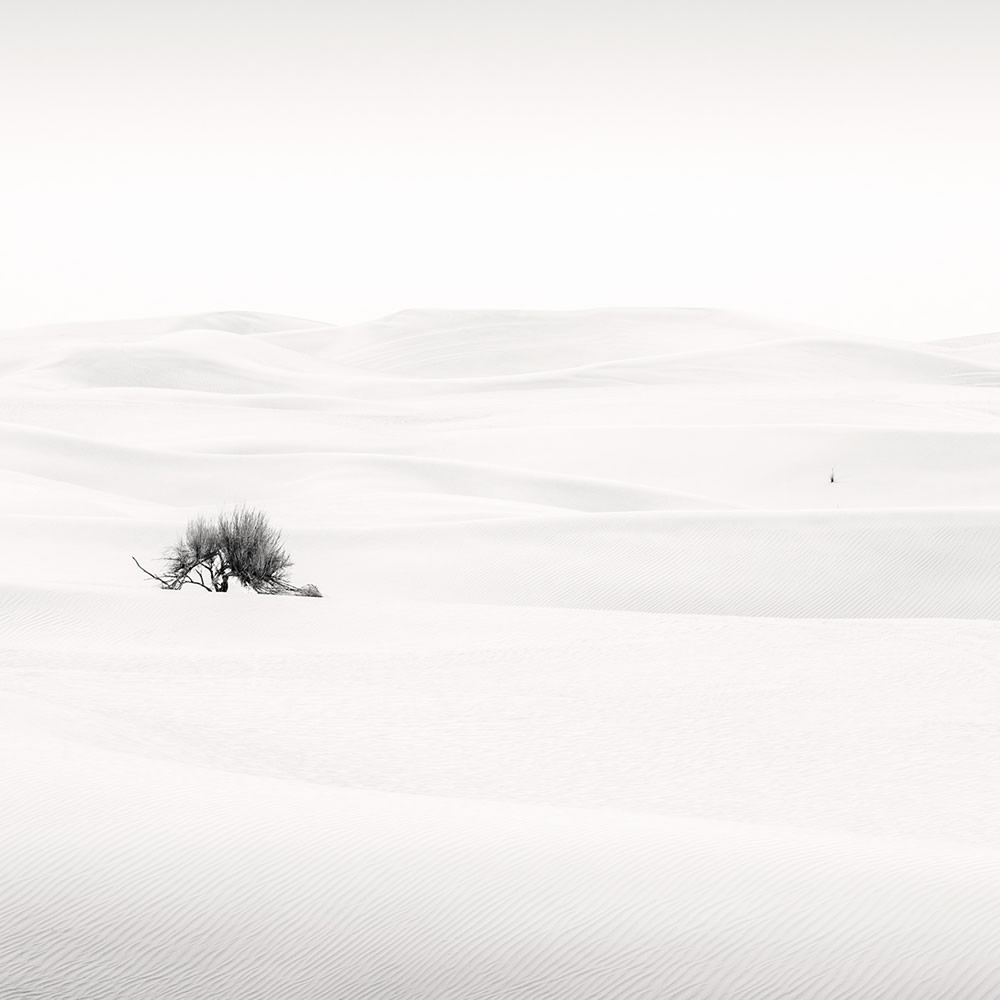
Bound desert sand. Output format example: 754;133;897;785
3;309;1000;998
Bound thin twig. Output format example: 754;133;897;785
131;556;177;589
183;571;213;593
132;555;213;592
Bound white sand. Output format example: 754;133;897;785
3;309;1000;997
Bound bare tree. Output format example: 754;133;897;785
133;506;322;596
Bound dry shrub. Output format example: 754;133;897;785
134;506;322;597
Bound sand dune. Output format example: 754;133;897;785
7;508;1000;616
3;721;1000;1000
370;336;1000;390
16;332;331;395
5;584;1000;845
308;307;818;376
929;329;1000;365
4;308;1000;997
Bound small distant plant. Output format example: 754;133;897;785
133;506;322;597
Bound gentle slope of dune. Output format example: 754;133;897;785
4;308;1000;998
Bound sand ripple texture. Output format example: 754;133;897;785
5;310;1000;998
3;718;1000;1000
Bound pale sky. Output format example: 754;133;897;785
2;0;999;338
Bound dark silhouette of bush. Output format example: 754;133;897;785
133;506;322;597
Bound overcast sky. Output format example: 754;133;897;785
2;0;998;338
